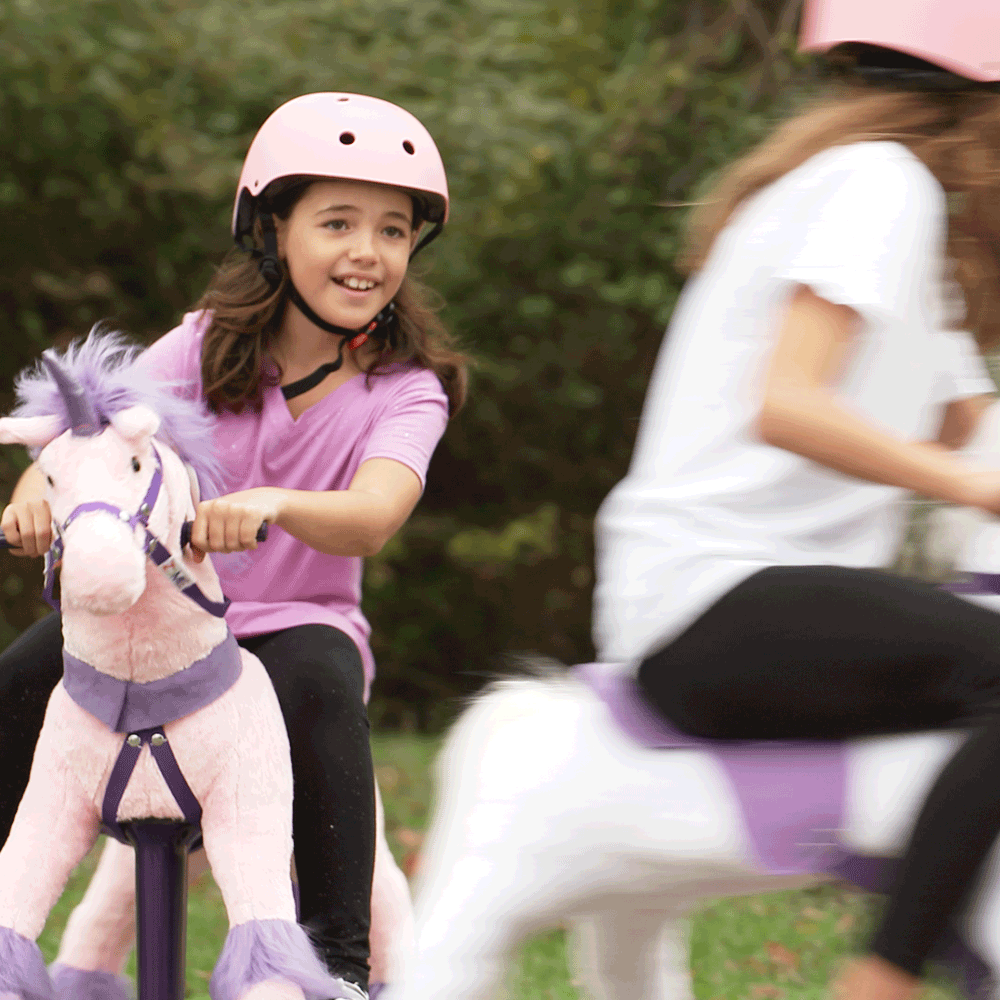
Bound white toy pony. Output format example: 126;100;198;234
0;333;352;1000
382;407;1000;1000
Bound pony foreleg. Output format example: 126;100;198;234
202;808;352;1000
567;906;695;1000
53;836;136;977
369;779;414;991
53;836;210;981
0;747;100;999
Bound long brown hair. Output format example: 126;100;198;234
680;85;1000;350
194;178;470;415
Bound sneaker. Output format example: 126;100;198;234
330;977;369;1000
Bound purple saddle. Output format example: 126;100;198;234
573;661;991;997
574;662;846;876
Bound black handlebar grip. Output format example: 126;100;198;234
179;521;269;550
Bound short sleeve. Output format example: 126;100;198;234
932;329;995;403
776;146;946;327
134;310;209;400
359;369;449;489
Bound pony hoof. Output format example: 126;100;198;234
0;926;51;1000
50;964;134;1000
211;919;355;1000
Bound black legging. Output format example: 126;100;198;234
638;564;1000;978
0;614;375;989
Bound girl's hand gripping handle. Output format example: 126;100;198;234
0;500;52;557
180;520;269;550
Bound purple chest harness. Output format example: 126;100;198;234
51;443;242;844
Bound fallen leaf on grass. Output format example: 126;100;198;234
750;986;784;999
836;912;856;932
395;826;424;849
801;906;825;921
765;942;800;971
375;764;400;793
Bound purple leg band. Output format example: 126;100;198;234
210;919;356;1000
0;926;52;1000
368;984;385;999
49;965;133;1000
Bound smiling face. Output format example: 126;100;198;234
277;179;418;330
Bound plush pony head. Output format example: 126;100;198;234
0;328;225;614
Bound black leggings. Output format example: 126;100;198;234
0;615;375;989
638;565;1000;978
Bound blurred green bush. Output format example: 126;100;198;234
0;0;809;728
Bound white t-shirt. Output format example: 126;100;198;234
593;141;995;667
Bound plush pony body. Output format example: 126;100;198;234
0;332;351;1000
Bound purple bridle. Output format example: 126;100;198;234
40;351;229;619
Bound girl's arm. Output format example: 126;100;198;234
187;457;422;560
758;285;1000;511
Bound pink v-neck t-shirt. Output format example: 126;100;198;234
139;310;449;697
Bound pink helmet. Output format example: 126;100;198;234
799;0;1000;83
232;92;449;243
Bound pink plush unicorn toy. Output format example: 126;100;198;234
0;331;352;1000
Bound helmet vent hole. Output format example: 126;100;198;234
402;140;415;155
339;132;356;145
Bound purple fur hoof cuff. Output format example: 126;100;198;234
210;919;355;1000
367;985;385;1000
0;926;53;1000
49;965;134;1000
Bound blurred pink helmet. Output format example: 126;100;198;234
799;0;1000;83
232;92;449;241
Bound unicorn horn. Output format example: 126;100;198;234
40;350;102;437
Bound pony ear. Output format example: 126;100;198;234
0;414;63;448
110;405;160;444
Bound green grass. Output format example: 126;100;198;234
35;733;962;1000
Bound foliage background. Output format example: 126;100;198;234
0;0;964;730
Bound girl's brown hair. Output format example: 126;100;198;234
194;177;469;415
680;84;1000;350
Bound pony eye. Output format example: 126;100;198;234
46;475;54;487
131;457;141;473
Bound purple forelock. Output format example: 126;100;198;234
11;327;225;499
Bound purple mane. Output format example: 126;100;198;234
11;326;226;499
